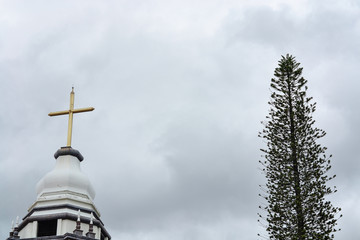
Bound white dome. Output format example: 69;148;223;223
36;153;95;200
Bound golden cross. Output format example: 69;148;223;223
48;87;94;147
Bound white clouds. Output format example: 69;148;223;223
0;0;358;239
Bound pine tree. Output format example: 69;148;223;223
258;54;341;240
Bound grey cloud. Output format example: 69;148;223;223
1;1;359;240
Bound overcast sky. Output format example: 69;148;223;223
0;0;359;239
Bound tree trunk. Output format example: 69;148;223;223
287;76;305;240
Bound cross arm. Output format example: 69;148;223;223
48;110;70;116
72;107;95;114
48;107;94;117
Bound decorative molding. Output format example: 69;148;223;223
24;204;102;224
12;232;101;240
54;147;84;162
18;213;111;239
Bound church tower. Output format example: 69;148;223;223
7;88;111;240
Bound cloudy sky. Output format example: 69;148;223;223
0;0;359;239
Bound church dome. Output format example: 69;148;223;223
36;147;96;200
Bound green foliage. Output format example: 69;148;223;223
259;54;341;240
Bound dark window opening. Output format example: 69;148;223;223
37;219;57;237
101;232;105;240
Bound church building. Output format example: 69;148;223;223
6;88;111;240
